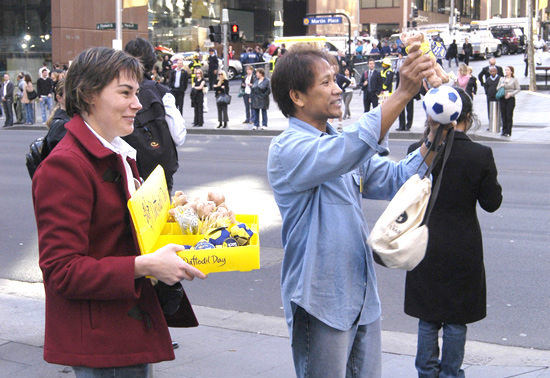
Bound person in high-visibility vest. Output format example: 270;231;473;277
379;57;394;105
380;57;394;93
188;53;202;82
269;48;280;74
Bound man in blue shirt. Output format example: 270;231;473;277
268;43;447;378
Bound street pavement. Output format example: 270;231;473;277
1;60;550;377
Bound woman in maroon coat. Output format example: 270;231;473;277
32;47;206;377
405;87;502;378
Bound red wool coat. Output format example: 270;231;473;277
32;114;197;368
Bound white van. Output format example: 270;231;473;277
454;30;502;59
273;36;342;55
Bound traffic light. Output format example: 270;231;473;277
209;25;222;43
230;23;239;42
456;12;461;23
413;8;418;18
412;21;418;27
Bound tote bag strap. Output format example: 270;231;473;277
422;127;455;225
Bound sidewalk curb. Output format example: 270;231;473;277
2;279;549;369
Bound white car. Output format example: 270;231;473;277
171;51;243;80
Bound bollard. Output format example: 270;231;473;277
488;101;501;133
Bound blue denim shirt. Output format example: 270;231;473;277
267;107;426;334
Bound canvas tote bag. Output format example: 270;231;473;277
367;127;454;271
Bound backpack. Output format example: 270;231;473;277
122;80;178;190
25;137;45;179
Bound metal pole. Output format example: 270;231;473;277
403;1;408;31
114;0;123;50
528;0;537;91
222;9;229;75
449;0;455;31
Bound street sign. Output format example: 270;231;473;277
96;22;138;30
303;16;342;25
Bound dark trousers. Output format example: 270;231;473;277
171;89;185;114
500;96;515;135
398;99;414;130
464;54;471;66
2;98;13;126
362;90;379;113
448;56;459;67
193;100;204;126
208;71;217;90
15;96;24;123
217;102;228;124
243;93;252;122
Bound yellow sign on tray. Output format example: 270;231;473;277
128;165;260;274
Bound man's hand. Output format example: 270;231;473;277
395;43;435;98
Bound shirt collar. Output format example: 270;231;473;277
83;121;137;161
288;116;337;137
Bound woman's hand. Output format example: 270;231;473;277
135;244;207;285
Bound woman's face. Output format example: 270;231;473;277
85;71;142;143
505;67;512;76
256;71;263;79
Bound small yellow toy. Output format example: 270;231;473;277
400;31;450;88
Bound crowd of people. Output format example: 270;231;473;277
1;63;67;127
13;32;534;378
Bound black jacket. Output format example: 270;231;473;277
43;108;71;157
359;69;382;95
478;65;504;87
169;69;188;93
405;132;502;324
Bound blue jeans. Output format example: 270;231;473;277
415;320;467;378
291;306;382;378
24;103;34;124
73;364;150;378
253;108;267;127
40;95;52;123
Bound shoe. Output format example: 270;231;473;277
172;341;179;349
502;133;511;137
217;123;223;128
260;126;267;130
194;124;202;127
223;122;227;128
396;127;405;131
252;126;258;130
243;120;250;124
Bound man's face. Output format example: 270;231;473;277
3;74;9;82
489;58;496;66
42;70;48;78
489;67;497;77
295;60;342;126
368;60;375;70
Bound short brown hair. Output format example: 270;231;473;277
65;47;142;117
271;43;335;118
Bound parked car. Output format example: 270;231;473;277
490;26;524;55
159;50;243;80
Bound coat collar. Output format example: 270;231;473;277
64;114;117;160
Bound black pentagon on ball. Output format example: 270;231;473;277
432;103;444;114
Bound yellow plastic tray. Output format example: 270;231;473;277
128;166;260;274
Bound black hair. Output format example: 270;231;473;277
271;43;335;118
124;37;156;75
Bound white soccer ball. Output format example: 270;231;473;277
422;86;463;124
